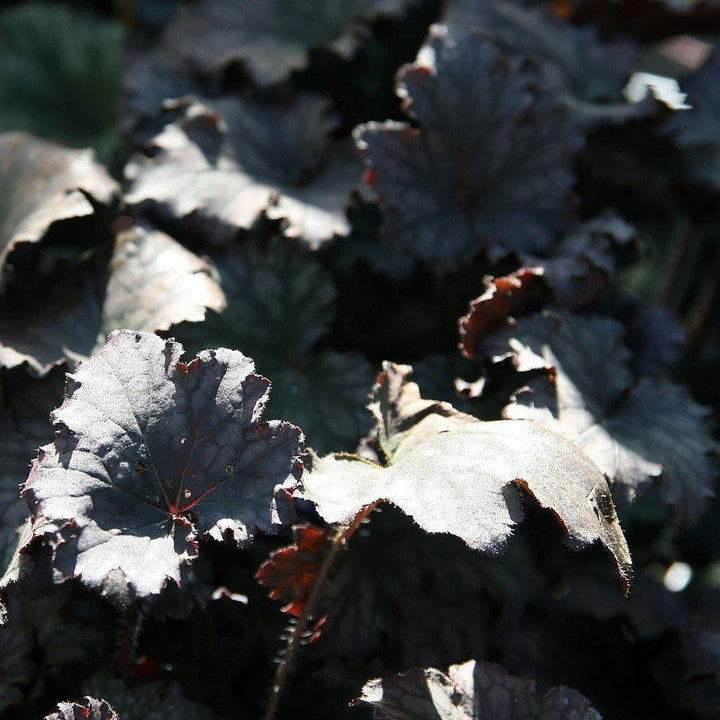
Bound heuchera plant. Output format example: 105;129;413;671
0;1;719;719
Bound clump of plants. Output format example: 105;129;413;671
1;1;719;718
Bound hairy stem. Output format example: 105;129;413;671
263;503;377;720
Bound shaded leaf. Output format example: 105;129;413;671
442;0;638;117
125;95;360;247
0;370;64;525
174;239;372;453
298;362;632;584
82;676;216;720
0;132;118;286
354;26;583;260
600;294;686;376
161;0;417;86
664;46;720;190
123;50;202;121
0;521;34;614
0;3;123;154
45;697;118;720
524;211;640;310
23;330;303;599
0;222;225;376
255;524;333;617
357;659;601;719
259;352;372;455
0;615;34;712
488;311;717;522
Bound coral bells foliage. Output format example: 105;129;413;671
1;1;720;719
355;26;583;260
23;331;303;599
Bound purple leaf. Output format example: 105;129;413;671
160;0;418;86
357;659;602;719
442;0;638;113
45;698;118;720
298;362;632;586
23;330;303;599
0;132;117;286
125;96;360;248
0;222;225;376
488;311;718;522
354;26;583;260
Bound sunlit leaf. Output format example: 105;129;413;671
126;95;360;248
357;659;601;719
0;222;225;376
487;311;718;522
299;362;632;584
0;132;117;287
44;697;118;720
23;330;303;599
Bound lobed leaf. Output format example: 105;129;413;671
458;267;546;359
486;311;718;522
125;96;360;248
0;132;117;287
0;3;123;154
255;524;333;618
354;26;583;260
357;659;601;719
44;697;119;720
174;239;372;453
522;211;640;310
161;0;417;86
0;222;225;377
23;330;303;599
298;363;632;585
442;0;638;115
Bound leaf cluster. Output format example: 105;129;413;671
0;1;719;719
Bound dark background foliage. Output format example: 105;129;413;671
0;1;719;718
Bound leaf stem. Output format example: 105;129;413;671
115;600;142;673
263;503;377;720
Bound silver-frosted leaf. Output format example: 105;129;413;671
298;363;631;584
174;239;372;453
23;331;303;599
0;4;123;153
358;659;602;719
